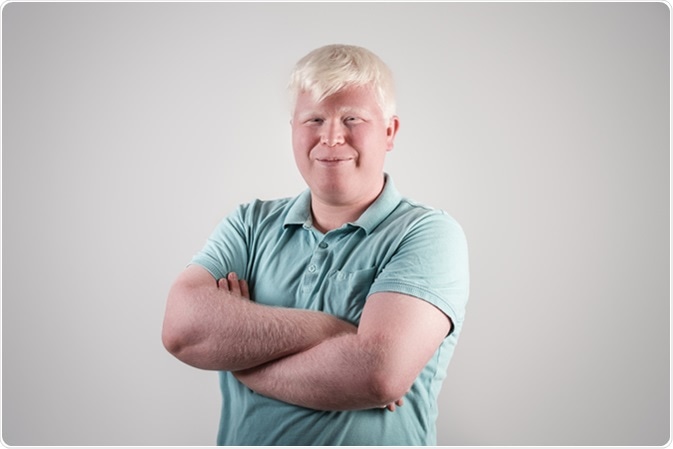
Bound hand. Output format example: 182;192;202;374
218;272;250;300
382;397;404;412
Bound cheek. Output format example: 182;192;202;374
292;129;317;153
292;132;314;172
352;129;388;155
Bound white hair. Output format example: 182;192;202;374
288;44;396;119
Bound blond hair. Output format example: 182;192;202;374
288;44;396;119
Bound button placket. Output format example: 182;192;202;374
300;238;330;294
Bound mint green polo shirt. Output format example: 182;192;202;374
191;175;469;446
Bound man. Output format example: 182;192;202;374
162;44;469;445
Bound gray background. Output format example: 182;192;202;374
2;2;669;446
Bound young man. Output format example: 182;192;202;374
162;44;469;445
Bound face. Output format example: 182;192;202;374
291;85;400;208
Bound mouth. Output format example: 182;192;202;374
315;157;354;165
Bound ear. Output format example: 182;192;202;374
385;116;400;151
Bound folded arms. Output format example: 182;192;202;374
162;264;451;411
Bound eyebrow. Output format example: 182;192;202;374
297;106;368;117
335;106;369;117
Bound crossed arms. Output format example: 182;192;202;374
162;264;451;411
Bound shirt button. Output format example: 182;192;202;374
307;265;317;273
318;242;328;249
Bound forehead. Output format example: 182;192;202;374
294;85;382;116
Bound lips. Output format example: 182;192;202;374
315;157;354;167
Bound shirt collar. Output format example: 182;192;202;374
283;173;402;234
284;188;313;228
351;174;401;234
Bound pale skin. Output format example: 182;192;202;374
163;265;357;372
162;85;452;412
220;273;406;411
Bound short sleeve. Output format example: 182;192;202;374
368;211;469;332
190;204;250;281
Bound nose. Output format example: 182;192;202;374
321;121;345;147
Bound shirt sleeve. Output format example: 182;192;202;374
189;204;250;281
367;211;469;332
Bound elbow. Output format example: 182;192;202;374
161;311;194;361
161;291;209;367
357;335;414;405
162;316;214;369
368;370;413;405
162;320;186;357
162;288;192;356
162;267;232;370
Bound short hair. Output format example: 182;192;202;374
288;44;396;119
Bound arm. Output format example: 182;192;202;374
161;265;357;371
233;291;451;411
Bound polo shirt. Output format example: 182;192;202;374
190;175;469;446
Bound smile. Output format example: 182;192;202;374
315;158;354;168
316;158;353;163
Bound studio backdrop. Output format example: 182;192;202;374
2;2;669;446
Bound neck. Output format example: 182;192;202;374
310;200;369;234
310;179;385;233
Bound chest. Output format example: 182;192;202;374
247;226;394;324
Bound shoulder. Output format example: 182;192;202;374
388;197;466;241
235;196;293;216
229;195;298;226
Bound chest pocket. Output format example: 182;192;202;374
321;267;377;324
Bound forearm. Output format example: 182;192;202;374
162;267;356;371
233;292;450;411
234;333;406;411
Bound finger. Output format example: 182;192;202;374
227;272;241;296
239;279;250;299
218;278;229;290
396;398;404;407
386;403;396;412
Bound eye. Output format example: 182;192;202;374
306;117;324;125
344;116;362;124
